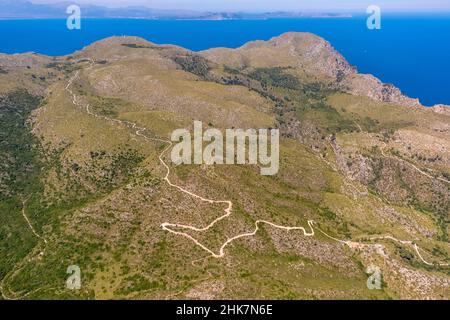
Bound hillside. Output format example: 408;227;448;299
0;32;449;300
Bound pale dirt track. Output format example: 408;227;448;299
2;58;447;300
65;59;448;265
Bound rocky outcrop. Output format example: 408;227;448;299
431;104;450;115
202;32;356;80
342;73;421;107
202;32;425;108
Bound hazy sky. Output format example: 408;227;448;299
31;0;450;12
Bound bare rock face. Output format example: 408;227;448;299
431;104;450;115
269;33;423;108
264;32;356;80
342;73;421;107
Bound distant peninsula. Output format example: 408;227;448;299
0;0;352;20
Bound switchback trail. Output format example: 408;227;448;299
64;59;449;266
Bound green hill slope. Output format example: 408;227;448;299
0;33;448;300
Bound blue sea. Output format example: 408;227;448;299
0;15;449;106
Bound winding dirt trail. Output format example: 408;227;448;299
378;140;450;184
2;58;447;301
64;59;448;266
0;199;49;300
67;62;317;258
20;198;47;246
350;121;449;184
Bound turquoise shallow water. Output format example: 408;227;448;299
0;16;449;106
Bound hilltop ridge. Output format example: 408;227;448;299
202;32;425;108
67;33;443;110
2;32;441;108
